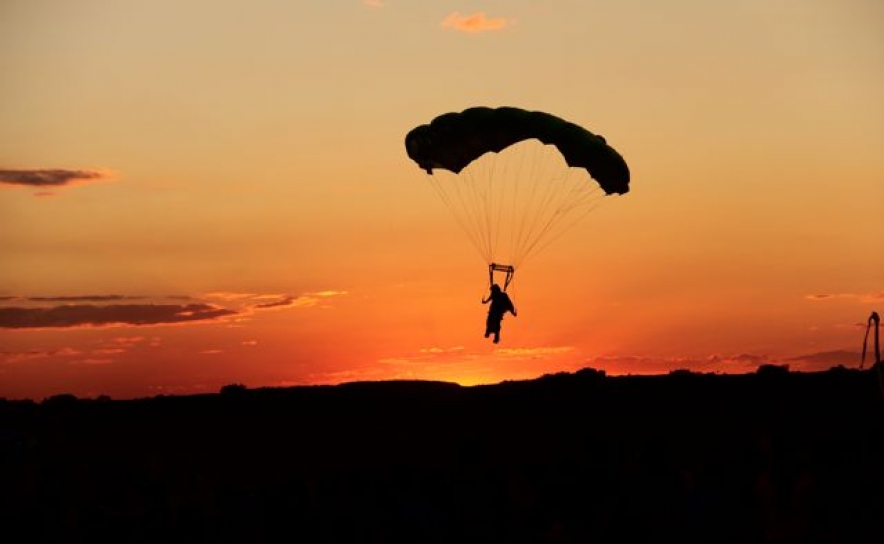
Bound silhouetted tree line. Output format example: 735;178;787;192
1;365;883;543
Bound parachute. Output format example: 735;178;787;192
405;106;630;289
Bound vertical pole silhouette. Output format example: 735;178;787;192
862;311;880;369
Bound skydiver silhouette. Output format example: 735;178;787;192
482;283;516;344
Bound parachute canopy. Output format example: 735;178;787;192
405;106;630;195
404;106;630;278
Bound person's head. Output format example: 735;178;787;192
490;284;501;294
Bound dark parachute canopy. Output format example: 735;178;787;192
404;106;631;281
405;106;630;195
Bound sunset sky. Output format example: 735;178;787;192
2;1;883;401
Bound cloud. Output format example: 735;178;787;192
419;346;465;355
441;12;509;33
363;0;384;8
203;291;347;310
254;296;297;309
381;345;577;366
0;290;350;329
70;358;114;366
204;292;259;302
28;295;143;302
495;346;575;359
380;346;474;366
0;303;236;329
806;292;884;303
0;336;161;367
106;336;148;346
0;168;115;191
583;353;777;375
1;347;84;364
582;350;867;375
287;290;349;308
782;350;862;371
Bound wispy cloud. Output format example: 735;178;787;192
806;292;884;303
495;346;575;359
1;336;158;367
363;0;384;8
441;12;509;33
70;358;114;366
254;296;297;309
581;353;771;375
782;350;862;371
288;290;349;309
0;168;115;194
582;350;863;375
380;346;472;365
1;347;83;364
380;345;575;366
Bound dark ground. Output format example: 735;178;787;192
2;365;883;543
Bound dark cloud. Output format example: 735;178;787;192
0;290;338;330
28;295;143;302
254;296;296;309
0;168;112;188
0;303;236;329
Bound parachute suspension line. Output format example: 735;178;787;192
512;167;570;267
479;150;501;262
406;106;631;277
509;141;549;267
460;164;492;260
482;140;547;271
463;148;508;265
501;143;607;269
422;138;615;275
508;142;563;268
425;172;490;263
506;145;526;267
447;163;488;255
518;184;606;268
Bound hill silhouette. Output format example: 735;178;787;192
2;366;883;543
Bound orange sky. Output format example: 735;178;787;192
2;1;883;400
